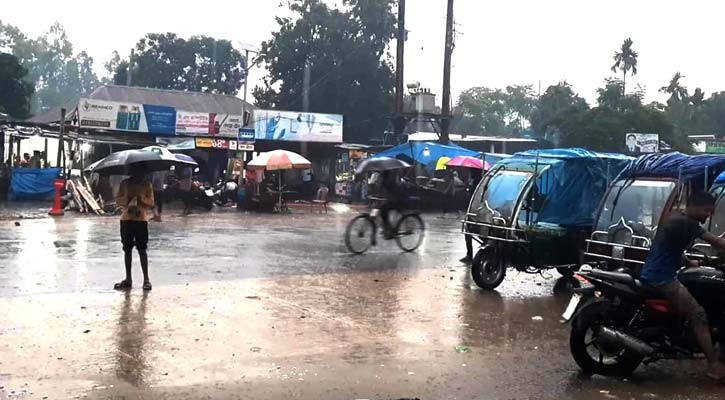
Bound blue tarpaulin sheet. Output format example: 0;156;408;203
617;152;725;191
495;148;631;228
372;142;479;174
9;168;61;201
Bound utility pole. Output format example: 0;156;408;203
394;0;405;115
242;49;250;127
391;0;407;142
126;49;134;86
440;0;454;144
56;108;66;170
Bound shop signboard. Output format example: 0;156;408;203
195;137;230;149
78;98;176;135
239;128;256;142
254;110;343;143
705;141;725;154
155;137;196;150
176;111;211;135
625;133;659;154
238;142;255;151
176;112;243;137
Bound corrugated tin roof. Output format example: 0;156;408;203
25;84;255;125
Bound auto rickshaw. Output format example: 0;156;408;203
463;148;631;290
583;152;725;273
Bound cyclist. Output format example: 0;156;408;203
379;170;406;239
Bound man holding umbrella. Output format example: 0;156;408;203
115;164;155;291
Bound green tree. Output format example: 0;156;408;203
253;0;396;143
596;78;644;110
529;81;588;138
0;21;99;113
112;34;246;95
660;72;688;104
504;84;536;132
611;38;638;95
0;53;34;118
455;87;508;135
705;92;725;137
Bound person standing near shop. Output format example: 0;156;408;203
114;164;154;291
179;166;193;215
151;169;168;222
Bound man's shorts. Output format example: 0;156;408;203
656;280;705;321
120;220;149;251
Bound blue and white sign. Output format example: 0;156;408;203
143;104;176;135
239;128;256;142
254;110;343;143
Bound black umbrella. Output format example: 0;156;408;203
90;149;177;176
355;157;411;175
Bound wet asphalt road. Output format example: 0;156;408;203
0;205;723;399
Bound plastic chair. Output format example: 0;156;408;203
312;186;329;213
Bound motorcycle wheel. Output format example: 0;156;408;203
570;300;643;377
471;247;506;290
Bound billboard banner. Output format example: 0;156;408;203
176;112;243;137
195;137;231;149
155;137;196;150
78;98;176;136
143;104;176;135
254;110;343;143
176;111;211;135
625;133;659;154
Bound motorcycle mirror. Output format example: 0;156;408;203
194;168;200;173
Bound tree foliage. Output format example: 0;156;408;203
453;84;536;136
0;52;34;118
0;21;99;113
611;38;638;95
529;82;588;139
112;33;246;95
253;0;396;143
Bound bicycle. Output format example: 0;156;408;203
344;196;425;254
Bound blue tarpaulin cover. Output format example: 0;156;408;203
9;168;61;201
372;142;479;174
617;152;725;191
493;148;631;228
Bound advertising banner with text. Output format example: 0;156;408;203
254;110;343;143
78;98;176;135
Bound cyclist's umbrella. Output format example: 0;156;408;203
90;149;177;176
355;157;411;174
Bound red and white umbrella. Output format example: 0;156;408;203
247;150;312;171
247;150;312;211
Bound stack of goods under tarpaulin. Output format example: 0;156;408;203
372;141;479;175
8;168;61;201
367;141;481;211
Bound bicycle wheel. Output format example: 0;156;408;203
395;213;425;252
345;215;376;254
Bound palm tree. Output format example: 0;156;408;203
611;38;639;96
690;87;705;107
659;72;688;104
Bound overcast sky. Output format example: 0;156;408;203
4;0;725;106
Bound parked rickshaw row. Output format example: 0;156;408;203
463;149;725;290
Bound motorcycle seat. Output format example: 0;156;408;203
633;280;666;299
590;270;635;286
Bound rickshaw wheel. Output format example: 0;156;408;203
471;248;506;290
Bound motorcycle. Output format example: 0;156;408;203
562;259;725;377
213;178;238;206
191;179;214;211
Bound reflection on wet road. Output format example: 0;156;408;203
0;211;721;399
